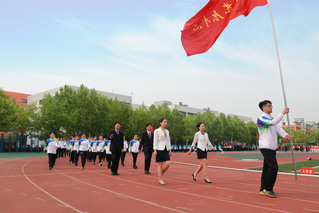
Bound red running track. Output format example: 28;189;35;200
0;152;318;213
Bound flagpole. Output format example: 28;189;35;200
267;0;298;180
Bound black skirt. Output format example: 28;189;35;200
156;148;170;162
197;148;207;159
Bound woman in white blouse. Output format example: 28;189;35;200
188;122;214;183
154;118;171;185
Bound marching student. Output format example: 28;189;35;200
121;136;128;166
139;124;154;174
257;100;292;198
104;139;112;169
78;134;90;169
72;136;79;166
96;136;104;166
43;133;58;170
87;137;93;163
68;136;74;163
129;135;140;169
91;137;98;165
108;122;124;175
154;118;172;185
188;123;214;183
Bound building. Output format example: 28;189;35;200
27;85;132;107
5;91;30;107
305;121;318;130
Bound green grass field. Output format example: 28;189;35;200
250;159;319;174
219;152;319;160
0;152;47;158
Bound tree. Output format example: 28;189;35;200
0;89;19;132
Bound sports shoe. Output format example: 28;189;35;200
259;190;267;195
262;189;277;198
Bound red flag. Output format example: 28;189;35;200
257;133;259;139
181;0;268;56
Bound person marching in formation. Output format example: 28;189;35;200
108;122;124;175
44;132;58;170
78;134;90;169
257;100;292;198
188;122;214;183
121;136;128;166
129;135;140;169
68;136;75;163
96;136;104;166
139;124;154;174
104;138;112;169
90;136;98;165
154;118;171;185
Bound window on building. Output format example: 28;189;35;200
21;99;27;103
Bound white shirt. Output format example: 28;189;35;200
96;141;104;152
129;140;140;153
72;141;79;151
90;141;98;152
104;140;112;154
79;139;90;151
45;139;58;154
257;113;288;150
191;132;212;151
123;140;128;152
153;128;171;151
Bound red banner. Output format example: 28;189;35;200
181;0;268;56
301;168;314;175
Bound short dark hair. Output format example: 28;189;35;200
158;118;166;125
146;123;152;127
196;122;204;129
259;100;272;111
115;122;121;125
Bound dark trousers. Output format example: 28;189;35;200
48;153;56;168
120;152;126;165
92;152;97;163
70;150;74;163
56;148;61;158
260;149;278;191
98;152;103;163
79;151;88;168
144;151;152;172
73;151;79;165
111;151;121;173
132;152;138;166
106;154;112;168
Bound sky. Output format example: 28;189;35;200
1;0;318;122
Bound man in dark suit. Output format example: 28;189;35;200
109;122;124;175
139;123;154;174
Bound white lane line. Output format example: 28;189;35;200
22;160;84;213
176;206;194;211
256;202;275;206
171;161;319;178
91;171;291;213
304;209;319;212
54;169;186;213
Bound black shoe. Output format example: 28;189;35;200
192;173;196;181
204;178;212;183
49;167;52;170
145;171;151;174
262;189;277;198
75;163;77;166
133;165;137;169
111;172;117;175
121;163;124;166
